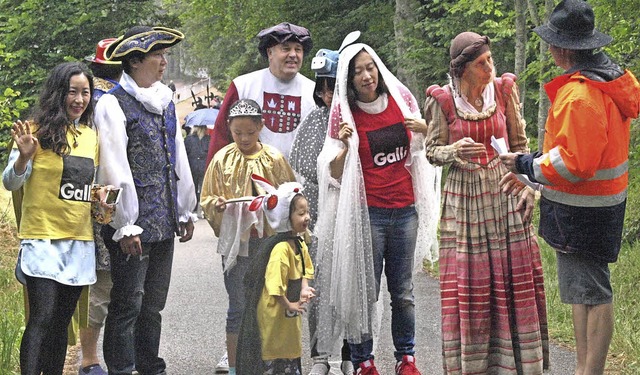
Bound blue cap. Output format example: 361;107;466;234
311;48;339;78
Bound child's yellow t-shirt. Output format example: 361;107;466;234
257;239;314;360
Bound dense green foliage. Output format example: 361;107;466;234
0;0;178;165
1;2;640;370
167;0;396;89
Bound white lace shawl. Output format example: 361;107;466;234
314;43;441;353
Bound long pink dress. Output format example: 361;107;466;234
424;73;549;375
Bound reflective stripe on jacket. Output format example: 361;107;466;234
535;70;640;207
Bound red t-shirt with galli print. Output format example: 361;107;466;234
352;95;415;208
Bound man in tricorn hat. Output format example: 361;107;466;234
206;22;316;165
93;26;197;375
500;1;640;373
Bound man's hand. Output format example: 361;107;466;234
119;235;142;255
178;219;194;242
516;187;536;224
499;152;521;173
499;172;535;223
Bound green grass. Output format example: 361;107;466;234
540;239;640;374
0;188;23;374
608;243;640;373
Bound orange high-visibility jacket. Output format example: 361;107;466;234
533;70;640;207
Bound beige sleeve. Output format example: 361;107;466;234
504;82;530;153
423;97;465;166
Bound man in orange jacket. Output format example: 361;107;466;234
501;1;640;374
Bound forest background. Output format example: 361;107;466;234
0;0;639;373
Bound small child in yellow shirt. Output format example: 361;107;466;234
237;176;316;374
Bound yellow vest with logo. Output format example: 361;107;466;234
18;124;98;240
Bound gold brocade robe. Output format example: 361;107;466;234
200;142;296;237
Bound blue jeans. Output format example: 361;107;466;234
102;226;173;375
349;205;418;365
223;237;262;333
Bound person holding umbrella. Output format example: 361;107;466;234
184;120;210;218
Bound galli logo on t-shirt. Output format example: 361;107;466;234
366;122;409;167
58;155;95;202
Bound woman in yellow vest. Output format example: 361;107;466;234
2;61;109;375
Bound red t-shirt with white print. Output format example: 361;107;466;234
352;95;414;208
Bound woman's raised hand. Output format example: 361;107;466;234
404;117;428;134
338;122;353;146
12;120;38;160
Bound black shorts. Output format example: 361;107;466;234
556;251;612;305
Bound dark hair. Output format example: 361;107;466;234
122;51;145;74
313;76;336;107
34;62;94;156
573;48;596;63
289;193;307;219
89;62;123;81
346;49;389;109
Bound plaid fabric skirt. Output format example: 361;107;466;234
439;159;549;374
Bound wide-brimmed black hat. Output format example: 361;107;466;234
105;26;184;61
257;22;313;58
533;0;612;50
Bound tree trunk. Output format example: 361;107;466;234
394;0;422;103
535;0;556;150
514;0;527;115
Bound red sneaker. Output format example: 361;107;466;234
395;355;421;375
354;359;379;375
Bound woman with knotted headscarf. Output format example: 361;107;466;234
423;31;549;374
314;39;441;374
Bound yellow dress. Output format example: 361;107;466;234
258;240;314;360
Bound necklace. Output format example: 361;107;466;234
474;97;483;107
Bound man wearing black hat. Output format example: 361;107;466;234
501;1;640;373
202;22;315;374
93;26;197;375
206;22;316;165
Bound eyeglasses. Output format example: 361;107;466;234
315;89;334;98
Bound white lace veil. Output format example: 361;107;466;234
314;42;442;353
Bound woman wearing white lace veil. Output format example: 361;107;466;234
314;34;441;374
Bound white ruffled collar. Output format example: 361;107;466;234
119;72;173;115
454;81;495;114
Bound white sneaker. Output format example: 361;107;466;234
215;351;229;373
308;361;330;375
340;360;354;375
